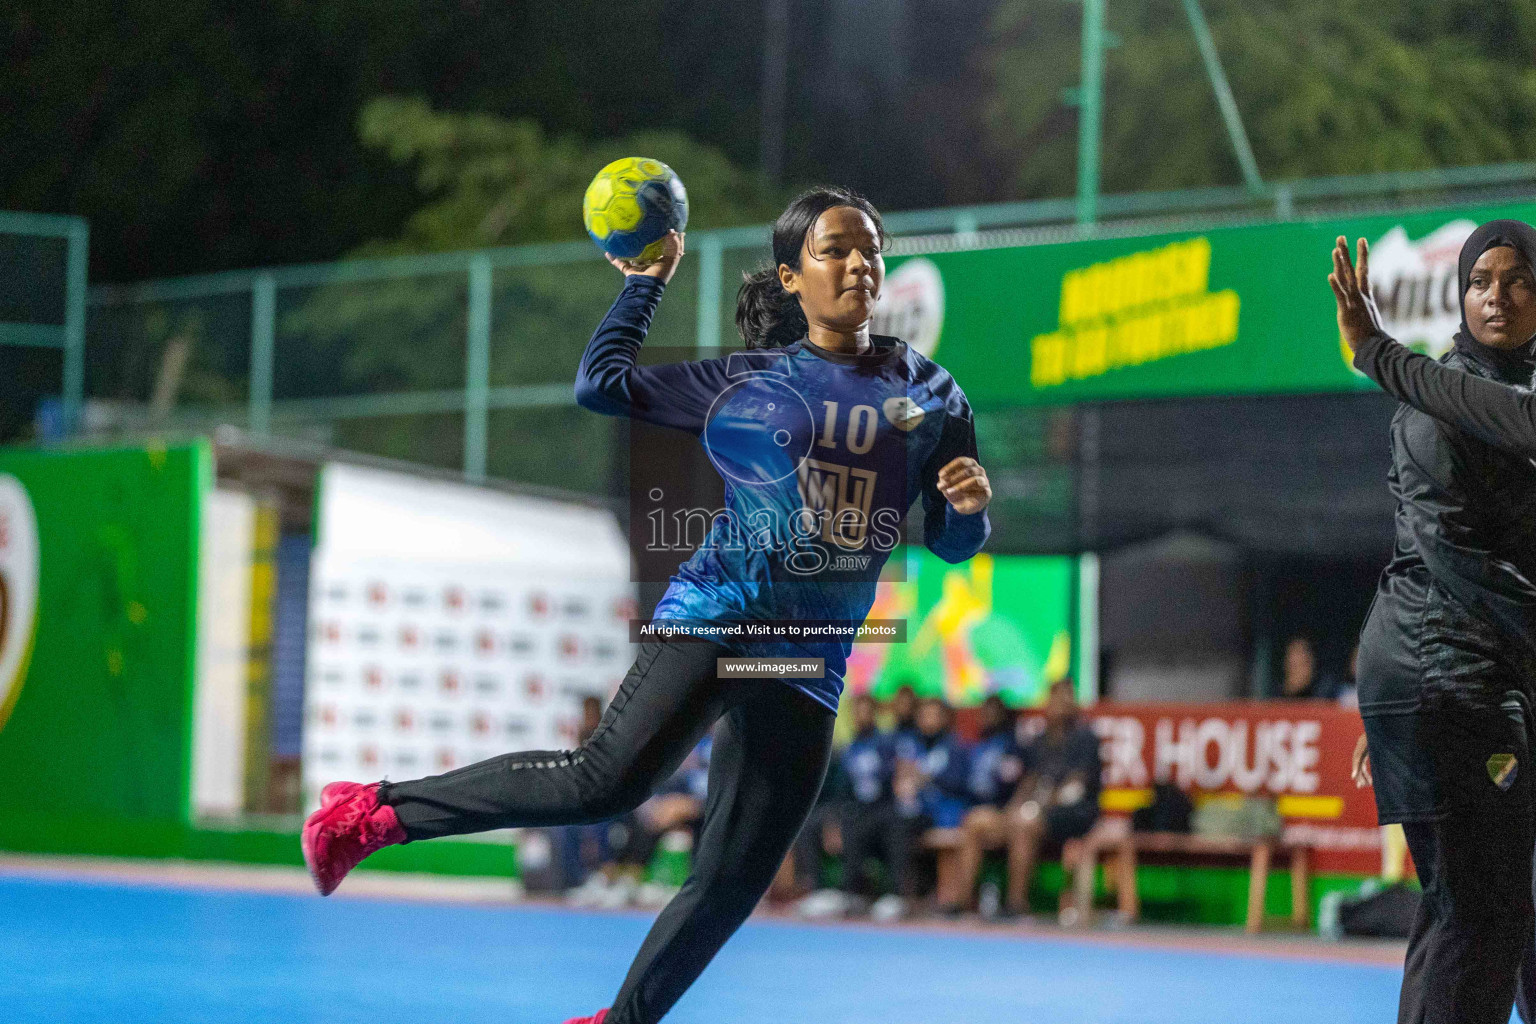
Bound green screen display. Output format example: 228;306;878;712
847;548;1074;708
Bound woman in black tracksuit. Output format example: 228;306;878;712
1332;220;1536;1024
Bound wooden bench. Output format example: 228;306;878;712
1062;819;1310;934
920;828;966;903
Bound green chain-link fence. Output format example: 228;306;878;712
82;161;1536;501
1;211;88;435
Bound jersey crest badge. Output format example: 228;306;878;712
1488;752;1519;791
882;396;925;432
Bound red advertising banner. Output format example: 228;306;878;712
1028;701;1378;874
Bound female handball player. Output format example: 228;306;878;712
301;186;992;1024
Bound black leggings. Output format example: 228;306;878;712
377;638;836;1024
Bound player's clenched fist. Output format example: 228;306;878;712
938;456;991;515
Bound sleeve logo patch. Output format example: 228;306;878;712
1488;752;1519;791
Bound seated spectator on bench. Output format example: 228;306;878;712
552;696;623;891
1000;679;1101;917
886;682;921;750
777;741;847;902
797;693;916;922
937;695;1024;915
892;697;973;911
903;696;973;831
567;734;711;910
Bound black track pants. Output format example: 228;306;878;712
838;801;920;898
1520;843;1536;1024
1399;810;1535;1024
377;638;836;1024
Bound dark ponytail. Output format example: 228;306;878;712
735;266;806;351
734;185;888;349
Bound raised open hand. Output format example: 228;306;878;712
1328;235;1387;356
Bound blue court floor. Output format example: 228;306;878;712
2;873;1413;1023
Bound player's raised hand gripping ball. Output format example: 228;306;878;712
605;230;685;286
583;157;689;266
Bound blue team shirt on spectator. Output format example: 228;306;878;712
911;734;972;828
967;729;1023;807
574;276;990;711
841;727;898;805
892;725;923;763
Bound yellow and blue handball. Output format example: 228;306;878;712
582;157;689;264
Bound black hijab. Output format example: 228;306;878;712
1452;218;1536;379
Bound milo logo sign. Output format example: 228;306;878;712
1364;220;1477;361
872;258;945;358
0;474;39;736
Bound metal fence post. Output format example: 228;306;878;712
62;218;89;435
954;211;980;247
1076;0;1106;226
250;273;275;437
465;255;493;481
1274;185;1295;220
695;235;723;356
1076;552;1100;701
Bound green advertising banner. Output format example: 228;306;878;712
845;548;1074;708
0;442;521;877
0;442;206;853
874;199;1536;408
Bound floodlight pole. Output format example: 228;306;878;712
1181;0;1263;192
1075;0;1106;226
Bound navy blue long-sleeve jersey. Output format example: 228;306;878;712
575;274;990;710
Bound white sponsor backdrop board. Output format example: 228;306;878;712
302;464;636;810
192;488;257;817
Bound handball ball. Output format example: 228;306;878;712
583;157;689;264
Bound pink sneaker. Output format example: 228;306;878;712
301;781;407;896
561;1012;608;1024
